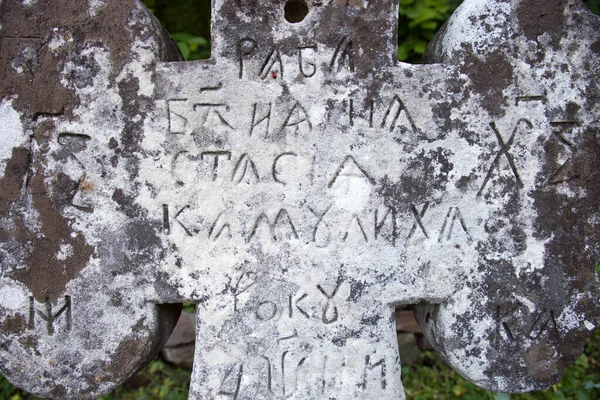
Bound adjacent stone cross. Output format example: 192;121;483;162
1;0;599;398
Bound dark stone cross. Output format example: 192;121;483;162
0;0;599;398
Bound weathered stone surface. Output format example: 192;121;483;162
0;0;182;398
0;0;599;399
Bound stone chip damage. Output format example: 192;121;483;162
0;0;599;399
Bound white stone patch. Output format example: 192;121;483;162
88;0;107;17
584;320;596;331
48;30;74;53
441;0;512;59
10;47;36;75
0;283;29;312
557;302;585;331
114;5;162;98
56;243;74;261
0;100;27;177
513;295;537;313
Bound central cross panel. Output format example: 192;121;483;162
140;2;515;394
150;68;443;399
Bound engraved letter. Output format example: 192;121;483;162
289;294;310;319
202;151;232;181
438;207;471;243
233;272;258;312
250;103;272;138
330;37;354;73
167;98;188;134
528;309;560;340
406;203;430;243
272;152;298;186
263;352;307;398
298;44;317;78
173;205;193;237
477;119;532;197
281;102;312;135
328;155;376;188
232;154;260;184
273;209;299;241
342;214;368;243
374;208;397;246
238;38;258;79
193;103;235;129
29;296;72;335
163;204;170;234
381;95;418;134
308;205;332;248
219;364;243;399
209;211;233;241
256;301;278;321
317;279;343;324
259;49;284;80
360;356;386;390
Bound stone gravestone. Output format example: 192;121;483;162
1;0;599;398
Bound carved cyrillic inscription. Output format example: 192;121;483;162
235;36;356;79
381;95;418;135
230;272;347;325
359;355;386;390
280;101;312;134
218;364;243;399
249;103;272;138
193;102;235;130
202;151;232;182
478;120;532;198
515;94;547;106
407;203;430;243
259;49;284;80
28;296;72;335
330;37;355;73
328;156;375;188
167;99;188;134
262;352;307;398
163;201;474;248
438;207;471;243
317;279;343;324
57;132;93;211
164;95;421;139
237;38;258;79
216;351;390;398
298;45;317;77
548;120;581;185
495;304;561;347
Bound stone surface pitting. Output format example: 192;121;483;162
0;0;599;399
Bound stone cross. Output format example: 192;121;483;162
1;0;599;398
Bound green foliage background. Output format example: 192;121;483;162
1;0;600;399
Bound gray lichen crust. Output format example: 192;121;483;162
0;0;599;399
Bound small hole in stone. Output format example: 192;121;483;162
285;0;309;23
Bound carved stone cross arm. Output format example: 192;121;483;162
0;0;599;399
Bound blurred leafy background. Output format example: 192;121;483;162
2;0;600;399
